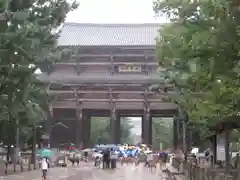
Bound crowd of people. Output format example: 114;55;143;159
38;143;178;179
101;148;118;169
92;143;171;170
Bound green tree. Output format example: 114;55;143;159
153;0;240;139
152;118;173;150
90;118;110;145
90;117;133;145
0;0;77;146
120;119;134;144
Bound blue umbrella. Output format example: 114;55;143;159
131;149;138;156
40;148;53;158
127;150;131;156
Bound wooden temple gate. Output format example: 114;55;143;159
39;23;179;148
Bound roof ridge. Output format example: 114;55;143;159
63;22;163;27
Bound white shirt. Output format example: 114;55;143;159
147;154;153;161
69;152;74;158
110;151;117;159
41;159;48;170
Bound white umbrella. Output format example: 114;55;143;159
145;150;152;154
82;148;92;152
191;147;199;155
92;152;103;158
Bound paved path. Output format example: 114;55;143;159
0;163;168;180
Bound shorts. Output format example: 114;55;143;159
42;169;47;177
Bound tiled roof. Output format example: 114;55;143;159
57;23;162;46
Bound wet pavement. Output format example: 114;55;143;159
0;162;168;180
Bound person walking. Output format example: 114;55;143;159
110;148;117;169
41;157;49;180
94;156;101;168
105;148;110;168
159;150;168;170
103;149;110;169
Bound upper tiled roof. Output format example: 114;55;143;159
57;23;162;46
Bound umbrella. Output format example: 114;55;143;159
144;150;152;154
191;147;199;155
92;152;103;158
106;144;117;149
82;148;92;152
40;148;53;158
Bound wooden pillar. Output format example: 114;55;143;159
143;104;151;145
116;113;121;144
173;117;178;150
143;87;152;146
211;135;217;165
75;106;83;149
110;105;115;143
46;85;52;148
176;118;183;149
182;110;189;164
110;105;120;144
225;129;230;172
141;116;144;142
83;113;91;148
109;87;120;144
48;104;53;148
149;115;152;146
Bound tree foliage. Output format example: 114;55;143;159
0;0;77;145
154;0;240;138
90;117;133;145
152;118;173;150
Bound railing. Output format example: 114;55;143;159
0;152;41;175
169;156;238;180
186;162;236;180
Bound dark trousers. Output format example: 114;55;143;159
145;161;149;167
106;160;110;168
102;159;110;169
42;169;47;178
110;159;116;169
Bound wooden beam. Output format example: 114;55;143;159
50;83;168;87
49;83;173;89
58;98;164;102
49;90;175;96
51;101;178;110
72;53;155;58
42;77;167;84
55;62;158;66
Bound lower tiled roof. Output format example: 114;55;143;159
37;72;164;84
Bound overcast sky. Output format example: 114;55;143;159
66;0;168;23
